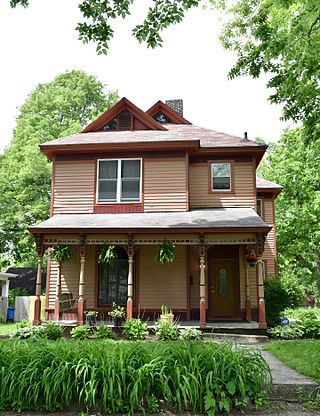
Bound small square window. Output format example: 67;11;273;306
211;162;232;192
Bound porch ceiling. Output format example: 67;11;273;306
29;208;271;234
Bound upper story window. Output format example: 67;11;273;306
211;162;232;192
257;198;263;218
154;112;171;123
97;158;142;203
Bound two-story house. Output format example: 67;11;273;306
29;98;282;329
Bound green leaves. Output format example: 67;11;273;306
51;245;73;264
0;70;118;268
155;239;175;264
98;244;118;265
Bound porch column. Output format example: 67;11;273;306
257;257;266;329
53;251;61;321
126;236;134;320
77;235;86;325
199;236;206;329
33;235;44;325
245;262;252;321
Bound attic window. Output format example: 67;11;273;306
119;109;132;130
154;112;171;123
102;118;117;131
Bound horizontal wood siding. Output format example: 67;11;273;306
189;163;255;208
262;198;276;276
53;160;95;214
139;245;187;309
144;158;187;212
239;246;257;308
48;259;59;308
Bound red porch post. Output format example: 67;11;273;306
245;261;252;321
77;235;86;325
199;235;206;329
126;236;134;320
33;235;44;325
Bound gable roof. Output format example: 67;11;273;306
146;100;191;124
82;97;167;133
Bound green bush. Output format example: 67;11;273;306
70;325;91;340
13;322;63;340
268;324;304;339
179;327;203;341
283;307;320;321
0;340;272;413
42;322;63;340
8;288;29;308
297;319;320;338
95;324;113;339
264;278;302;327
122;318;149;341
156;321;179;340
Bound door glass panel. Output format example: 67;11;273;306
219;268;227;298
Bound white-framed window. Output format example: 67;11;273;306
211;162;232;191
97;158;142;203
257;198;263;218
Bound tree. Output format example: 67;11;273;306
0;70;118;268
258;128;320;292
10;1;320;136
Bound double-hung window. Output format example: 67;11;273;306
211;162;232;192
97;158;142;203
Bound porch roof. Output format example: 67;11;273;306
29;208;271;234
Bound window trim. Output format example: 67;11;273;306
208;160;235;194
257;198;264;219
96;158;143;204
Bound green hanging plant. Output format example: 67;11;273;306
51;244;73;263
155;239;175;265
99;244;118;265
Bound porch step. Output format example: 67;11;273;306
203;332;268;344
202;327;267;336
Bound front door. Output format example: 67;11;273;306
210;259;237;317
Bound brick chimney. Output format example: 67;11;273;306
165;99;183;117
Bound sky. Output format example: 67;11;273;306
0;0;290;153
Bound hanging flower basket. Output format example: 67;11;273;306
155;240;175;265
245;253;257;267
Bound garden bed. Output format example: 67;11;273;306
0;339;271;414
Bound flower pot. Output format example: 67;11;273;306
167;313;174;324
112;317;123;327
248;261;257;267
160;314;169;323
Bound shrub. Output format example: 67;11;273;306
264;278;302;327
95;324;113;339
8;288;29;308
283;307;320;321
297;319;320;339
70;325;91;340
156;321;179;340
179;327;203;341
42;322;63;340
0;340;272;413
122;318;149;341
268;324;304;339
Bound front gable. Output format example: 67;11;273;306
146;100;191;125
82;97;167;133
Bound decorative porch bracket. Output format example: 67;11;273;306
77;234;86;325
257;233;267;329
199;234;206;329
126;235;135;320
33;234;45;325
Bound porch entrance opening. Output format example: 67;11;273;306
208;246;240;319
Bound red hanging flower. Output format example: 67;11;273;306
245;253;257;262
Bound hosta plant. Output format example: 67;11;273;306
95;324;113;339
180;327;203;341
70;324;91;340
156;321;180;340
122;318;149;341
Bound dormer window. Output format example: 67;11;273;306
97;158;142;203
102;118;117;131
154;112;171;123
100;109;133;131
210;162;233;192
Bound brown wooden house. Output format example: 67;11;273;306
29;98;282;328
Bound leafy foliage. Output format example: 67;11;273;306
268;324;304;340
108;302;126;318
264;278;302;327
284;307;320;321
122;318;149;340
0;340;271;413
179;327;203;341
51;245;73;263
98;244;118;265
8;287;29;307
70;324;91;340
258;128;320;293
155;239;175;264
156;321;180;340
95;324;113;339
216;0;320;137
0;70;118;267
13;321;63;340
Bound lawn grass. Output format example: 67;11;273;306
265;340;320;382
0;323;17;335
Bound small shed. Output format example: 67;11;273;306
0;272;16;321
